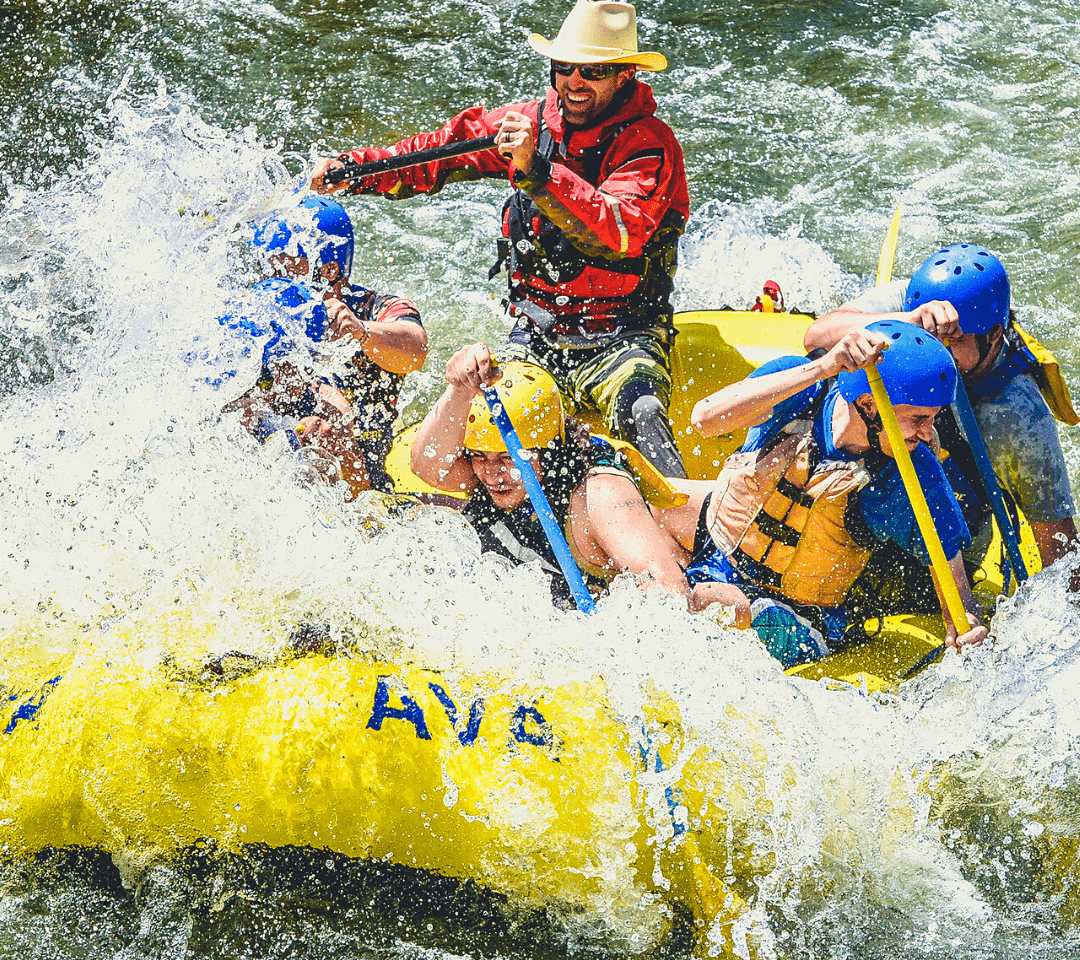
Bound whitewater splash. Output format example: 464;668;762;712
1;92;1079;959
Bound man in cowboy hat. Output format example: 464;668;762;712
311;0;690;478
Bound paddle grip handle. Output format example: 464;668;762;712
324;135;498;187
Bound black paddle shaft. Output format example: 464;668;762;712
323;134;498;188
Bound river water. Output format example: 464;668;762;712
1;0;1080;957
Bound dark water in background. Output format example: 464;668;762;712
2;0;1080;957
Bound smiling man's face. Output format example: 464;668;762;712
553;63;633;127
468;450;540;510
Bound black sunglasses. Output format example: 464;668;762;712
551;61;624;81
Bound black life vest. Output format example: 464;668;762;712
461;436;622;607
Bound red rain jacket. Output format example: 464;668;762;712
343;81;689;342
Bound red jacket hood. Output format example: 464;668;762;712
542;79;659;157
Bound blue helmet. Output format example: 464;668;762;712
251;212;302;260
301;195;354;278
904;244;1010;335
837;320;958;408
250;196;354;279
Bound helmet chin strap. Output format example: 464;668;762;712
964;327;1005;379
854;398;885;455
309;262;343;296
974;332;997;368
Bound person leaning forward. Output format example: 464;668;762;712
654;322;988;667
311;0;690;478
224;196;428;495
805;243;1079;584
410;344;691;608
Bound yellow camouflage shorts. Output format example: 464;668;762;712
500;332;672;428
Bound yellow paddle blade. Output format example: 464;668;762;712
683;833;750;958
866;370;969;630
876;205;903;286
870;205;968;631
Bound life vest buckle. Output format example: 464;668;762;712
489;237;512;280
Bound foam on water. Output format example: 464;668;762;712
673;200;856;314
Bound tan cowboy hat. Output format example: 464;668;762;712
528;0;668;71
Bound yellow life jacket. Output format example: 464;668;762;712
968;322;1079;426
704;415;874;608
1014;321;1079;425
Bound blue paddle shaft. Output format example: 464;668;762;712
482;387;597;614
951;387;1029;585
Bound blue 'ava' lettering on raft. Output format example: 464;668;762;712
366;675;432;740
365;676;555;751
638;728;687;837
3;675;63;736
427;682;485;746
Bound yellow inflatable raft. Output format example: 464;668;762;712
0;310;1043;958
1;643;772;955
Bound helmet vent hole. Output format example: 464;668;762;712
974;263;985;272
952;266;963;276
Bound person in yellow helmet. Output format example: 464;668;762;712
410;343;690;607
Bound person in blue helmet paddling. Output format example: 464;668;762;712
223;195;428;494
654;321;987;668
806;243;1079;582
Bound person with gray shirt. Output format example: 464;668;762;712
806;243;1078;586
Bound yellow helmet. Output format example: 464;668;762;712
463;362;565;453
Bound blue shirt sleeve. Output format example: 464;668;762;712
742;356;824;451
856;445;972;564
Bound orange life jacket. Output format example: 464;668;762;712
705;412;875;608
